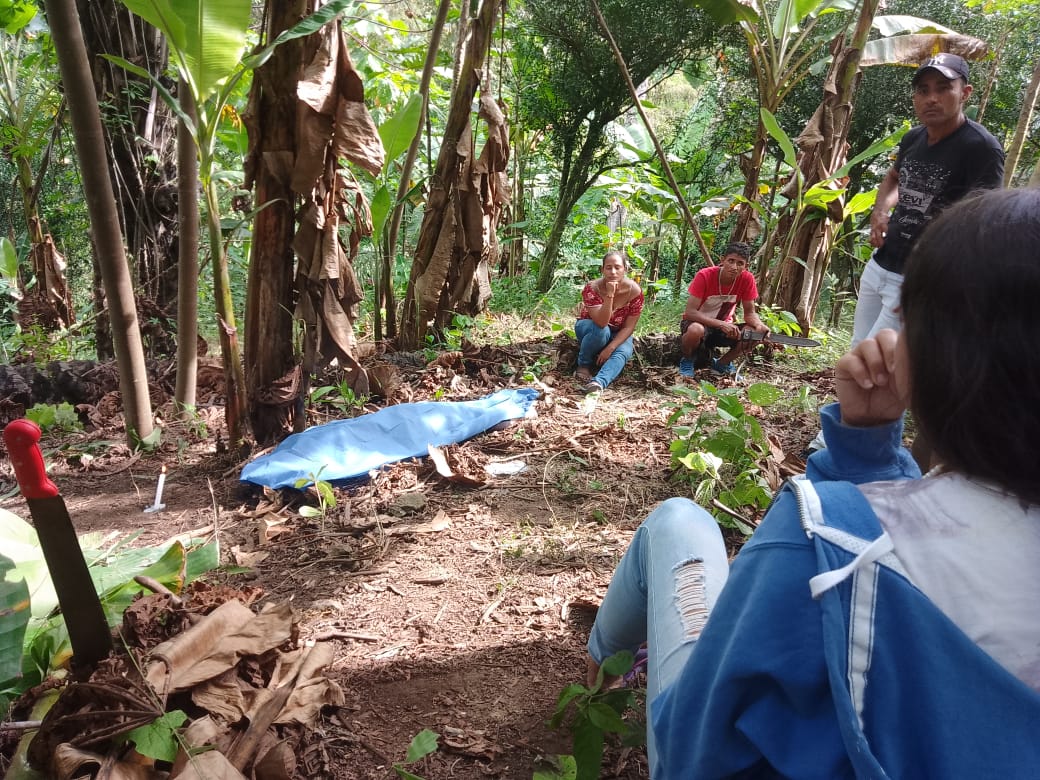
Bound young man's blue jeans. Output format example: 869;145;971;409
587;498;730;769
575;319;634;389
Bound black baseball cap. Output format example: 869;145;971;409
912;53;970;84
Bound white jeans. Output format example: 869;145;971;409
851;256;904;347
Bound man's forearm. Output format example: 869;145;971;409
686;309;726;330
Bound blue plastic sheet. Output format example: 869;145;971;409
240;388;539;489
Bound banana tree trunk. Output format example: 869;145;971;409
771;0;881;332
78;0;179;358
381;0;453;341
399;0;503;349
243;0;305;443
203;176;248;447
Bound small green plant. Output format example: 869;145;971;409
667;381;782;535
757;305;803;336
444;313;475;349
521;355;551;382
309;379;368;415
125;709;189;762
175;403;210;438
548;651;644;780
25;402;82;433
393;728;440;780
792;384;820;413
294;466;336;525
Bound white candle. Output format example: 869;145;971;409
153;465;166;506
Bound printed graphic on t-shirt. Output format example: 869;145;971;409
893;159;950;240
700;295;737;322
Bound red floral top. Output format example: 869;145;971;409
578;283;645;329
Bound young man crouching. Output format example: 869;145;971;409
679;242;769;376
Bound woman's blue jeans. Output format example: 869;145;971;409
587;498;730;771
574;319;634;389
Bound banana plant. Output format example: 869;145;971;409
107;0;353;445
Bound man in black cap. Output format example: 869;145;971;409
852;53;1004;346
808;53;1004;460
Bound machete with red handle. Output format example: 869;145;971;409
4;418;112;671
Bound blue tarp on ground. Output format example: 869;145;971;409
240;388;539;489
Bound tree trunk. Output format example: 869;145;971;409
17;153;74;331
771;0;881;332
44;0;153;445
174;78;198;416
243;0;306;444
534;123;607;292
974;22;1010;125
381;0;452;342
730;123;769;245
77;0;179;358
675;222;689;292
1003;56;1040;186
399;0;503;350
500;134;528;277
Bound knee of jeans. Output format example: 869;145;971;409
643;498;708;535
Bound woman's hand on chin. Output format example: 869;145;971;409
835;329;907;427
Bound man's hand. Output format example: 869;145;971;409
719;321;740;339
835;329;906;427
869;210;889;248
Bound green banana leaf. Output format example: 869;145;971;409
0;547;30;684
378;93;423;169
116;0;251;102
0;507;219;704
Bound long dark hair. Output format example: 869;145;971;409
901;187;1040;504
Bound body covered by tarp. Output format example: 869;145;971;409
240;388;539;489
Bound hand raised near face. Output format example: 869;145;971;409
835;329;907;427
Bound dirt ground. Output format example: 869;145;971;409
0;334;826;778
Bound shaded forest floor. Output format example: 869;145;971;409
0;321;834;778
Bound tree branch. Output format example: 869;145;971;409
589;0;715;265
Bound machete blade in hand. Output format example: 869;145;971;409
741;328;821;348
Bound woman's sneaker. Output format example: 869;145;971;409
711;358;736;376
678;357;695;377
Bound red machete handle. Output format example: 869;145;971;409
4;418;59;500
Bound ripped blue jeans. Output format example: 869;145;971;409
587;498;729;768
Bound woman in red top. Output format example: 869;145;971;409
575;251;645;393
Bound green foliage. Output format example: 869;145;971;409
25;402;82;433
309;380;369;415
125;709;188;762
0;508;219;713
548;651;644;780
756;305;802;336
0;549;30;686
668;381;783;534
521;356;552;382
294;466;337;525
533;754;578;780
392;728;440;780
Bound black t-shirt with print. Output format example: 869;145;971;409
875;119;1004;274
